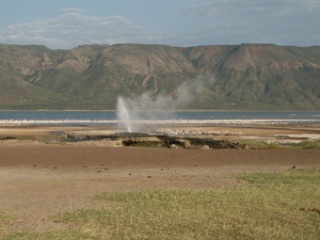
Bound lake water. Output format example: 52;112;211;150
0;110;320;126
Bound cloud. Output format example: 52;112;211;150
185;0;320;18
183;0;320;46
0;2;318;48
0;8;156;49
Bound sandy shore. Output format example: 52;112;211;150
1;125;320;233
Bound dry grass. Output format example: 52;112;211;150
4;169;319;240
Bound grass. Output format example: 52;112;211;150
238;139;320;149
16;134;63;143
237;139;284;149
3;169;320;240
0;211;13;238
0;211;12;224
4;231;100;240
293;140;320;149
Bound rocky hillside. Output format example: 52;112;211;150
0;43;319;110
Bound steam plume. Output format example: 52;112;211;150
116;72;214;132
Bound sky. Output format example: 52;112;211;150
0;0;319;49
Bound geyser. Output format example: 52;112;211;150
116;96;133;132
115;73;213;132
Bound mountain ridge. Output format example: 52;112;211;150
0;43;319;110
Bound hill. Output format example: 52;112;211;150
0;43;319;110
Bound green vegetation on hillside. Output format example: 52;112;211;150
0;43;320;110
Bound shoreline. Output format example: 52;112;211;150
0;124;320;148
1;109;320;112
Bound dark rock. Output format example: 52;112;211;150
0;136;17;140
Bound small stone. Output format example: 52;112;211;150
178;139;191;148
201;145;210;150
169;144;179;149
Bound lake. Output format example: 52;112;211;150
0;110;320;126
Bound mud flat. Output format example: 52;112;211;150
1;124;320;147
0;124;319;234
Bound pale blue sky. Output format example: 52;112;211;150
0;0;319;49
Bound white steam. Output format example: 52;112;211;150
116;72;214;132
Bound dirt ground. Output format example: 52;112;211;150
0;125;320;233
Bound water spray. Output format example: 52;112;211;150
116;96;134;132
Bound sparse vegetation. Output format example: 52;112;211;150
293;140;320;149
4;231;100;240
0;211;11;223
238;139;320;149
15;134;63;143
4;169;319;239
236;139;284;149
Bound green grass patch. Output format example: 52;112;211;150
293;140;320;149
237;139;283;149
239;139;320;149
1;211;13;239
0;211;12;224
54;169;320;240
